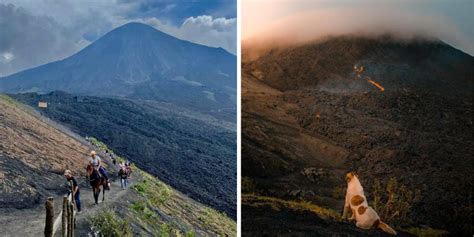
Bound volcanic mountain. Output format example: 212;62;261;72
0;22;236;112
242;35;473;236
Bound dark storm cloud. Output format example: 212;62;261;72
0;4;85;76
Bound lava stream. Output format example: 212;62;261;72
366;79;385;92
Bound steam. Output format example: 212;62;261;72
243;8;473;56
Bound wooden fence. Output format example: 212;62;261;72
44;181;76;237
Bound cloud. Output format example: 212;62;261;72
0;4;86;76
142;15;237;54
243;1;474;56
0;52;15;63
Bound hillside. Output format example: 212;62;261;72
0;94;89;208
0;22;236;113
0;94;236;236
246;35;473;95
242;36;473;236
12;91;237;219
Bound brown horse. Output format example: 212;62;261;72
86;164;107;204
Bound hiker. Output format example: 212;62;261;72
64;170;81;212
89;150;110;188
111;154;117;166
118;162;129;189
125;161;132;177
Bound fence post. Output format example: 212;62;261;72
44;197;54;237
67;201;71;237
67;201;73;237
70;201;75;237
62;195;68;237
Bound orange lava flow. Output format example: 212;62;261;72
367;79;385;92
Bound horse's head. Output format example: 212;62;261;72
86;164;93;177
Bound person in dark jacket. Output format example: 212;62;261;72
64;170;81;212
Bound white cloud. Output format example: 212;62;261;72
0;52;15;63
142;15;237;54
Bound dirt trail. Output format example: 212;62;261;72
0;147;134;237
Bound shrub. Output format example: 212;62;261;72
371;177;421;226
198;207;236;236
405;227;448;237
130;201;146;212
185;230;196;237
159;223;172;237
241;177;257;194
89;209;133;237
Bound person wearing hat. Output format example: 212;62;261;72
64;170;81;212
89;150;110;188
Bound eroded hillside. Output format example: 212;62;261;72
0;94;89;208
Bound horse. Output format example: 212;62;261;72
86;164;108;204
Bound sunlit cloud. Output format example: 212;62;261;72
243;0;474;55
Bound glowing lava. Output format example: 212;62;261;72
367;79;385;92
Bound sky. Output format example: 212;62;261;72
243;0;474;55
0;0;236;76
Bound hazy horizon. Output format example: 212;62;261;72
243;0;474;55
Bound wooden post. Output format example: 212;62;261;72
70;202;75;237
67;201;71;237
62;195;68;237
71;204;76;237
67;201;74;237
44;197;54;237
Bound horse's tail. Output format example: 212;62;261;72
378;221;397;235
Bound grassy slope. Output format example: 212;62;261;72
87;139;236;237
242;194;446;237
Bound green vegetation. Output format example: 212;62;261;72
87;137;235;236
198;207;237;236
159;223;172;237
132;172;172;206
89;209;133;237
241;176;257;194
371;178;450;236
242;194;341;221
371;177;421;226
404;227;449;237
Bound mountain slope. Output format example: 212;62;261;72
0;94;89;208
246;35;473;94
242;36;473;236
0;95;236;236
12;91;237;219
0;22;236;112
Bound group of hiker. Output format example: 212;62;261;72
63;145;132;213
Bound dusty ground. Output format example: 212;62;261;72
0;95;89;208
